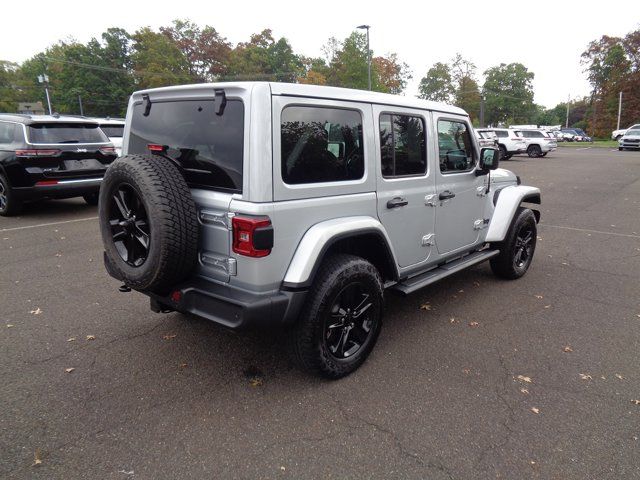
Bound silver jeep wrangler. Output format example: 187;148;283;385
98;82;541;378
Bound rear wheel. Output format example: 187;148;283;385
541;152;548;157
527;145;542;158
0;173;22;217
499;145;509;160
490;207;537;280
83;192;99;205
288;254;384;379
619;147;624;151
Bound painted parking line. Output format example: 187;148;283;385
0;216;98;233
541;224;640;239
576;147;592;151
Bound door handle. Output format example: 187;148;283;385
439;190;456;200
387;197;408;209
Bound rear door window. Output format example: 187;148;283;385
101;125;124;137
128;99;244;193
379;113;426;177
28;123;109;144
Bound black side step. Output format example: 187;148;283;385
391;250;500;296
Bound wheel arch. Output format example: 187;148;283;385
282;217;399;289
486;186;541;242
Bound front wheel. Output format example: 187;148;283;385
288;254;383;379
490;208;537;280
619;147;624;151
527;145;542;158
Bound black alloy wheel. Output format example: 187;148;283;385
527;145;542;158
108;184;150;267
324;282;375;359
0;177;7;213
513;223;534;270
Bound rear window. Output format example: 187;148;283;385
494;130;507;138
28;123;109;144
101;125;124;137
129;99;244;192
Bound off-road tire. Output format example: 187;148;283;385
490;207;537;280
541;152;548;157
288;254;384;379
83;192;99;206
499;145;510;160
0;173;22;217
527;145;542;158
98;154;198;293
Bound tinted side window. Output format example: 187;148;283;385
438;120;475;173
380;114;426;177
495;130;507;138
281;106;364;184
0;122;16;145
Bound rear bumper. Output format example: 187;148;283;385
12;177;102;200
105;253;306;329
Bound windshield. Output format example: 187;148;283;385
101;125;124;138
28;123;109;144
128;99;244;192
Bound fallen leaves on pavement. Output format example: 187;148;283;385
419;303;432;311
615;374;624;380
468;321;479;327
531;407;540;414
631;400;640;406
516;375;533;383
67;337;76;342
520;388;529;394
163;334;177;340
579;373;593;380
29;308;42;315
32;449;42;467
563;346;573;353
65;368;75;373
86;335;96;341
6;324;14;328
534;295;543;299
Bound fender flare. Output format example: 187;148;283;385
485;186;541;242
282;216;398;289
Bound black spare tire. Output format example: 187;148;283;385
98;154;199;292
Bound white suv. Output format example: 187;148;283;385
519;129;557;157
481;128;527;160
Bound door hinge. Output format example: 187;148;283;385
424;194;437;207
199;210;234;229
474;219;490;230
421;233;435;246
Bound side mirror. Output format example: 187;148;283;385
478;147;499;174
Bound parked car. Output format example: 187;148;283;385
570;128;592;142
611;126;636;140
98;82;541;378
618;125;640;150
0;114;117;216
480;128;526;160
548;130;564;142
474;129;498;148
92;118;125;156
560;128;591;142
519;129;558;157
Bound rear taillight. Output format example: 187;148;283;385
15;149;61;157
99;146;116;155
232;215;273;258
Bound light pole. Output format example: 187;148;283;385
38;74;52;115
357;24;371;90
617;91;622;131
565;94;570;128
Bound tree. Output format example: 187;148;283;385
325;32;372;90
0;61;20;111
373;54;411;94
483;62;535;125
450;54;481;121
160;19;231;81
227;29;302;82
131;27;193;90
417;62;454;103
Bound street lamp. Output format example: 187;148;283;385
37;74;52;115
356;24;371;91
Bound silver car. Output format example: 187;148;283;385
619;125;640;150
98;83;541;378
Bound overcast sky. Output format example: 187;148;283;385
2;0;638;108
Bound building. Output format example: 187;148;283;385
17;102;45;115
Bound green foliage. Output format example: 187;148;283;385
417;62;454;103
483;63;535;125
581;27;640;136
0;61;20;112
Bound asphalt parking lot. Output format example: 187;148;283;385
1;147;639;479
